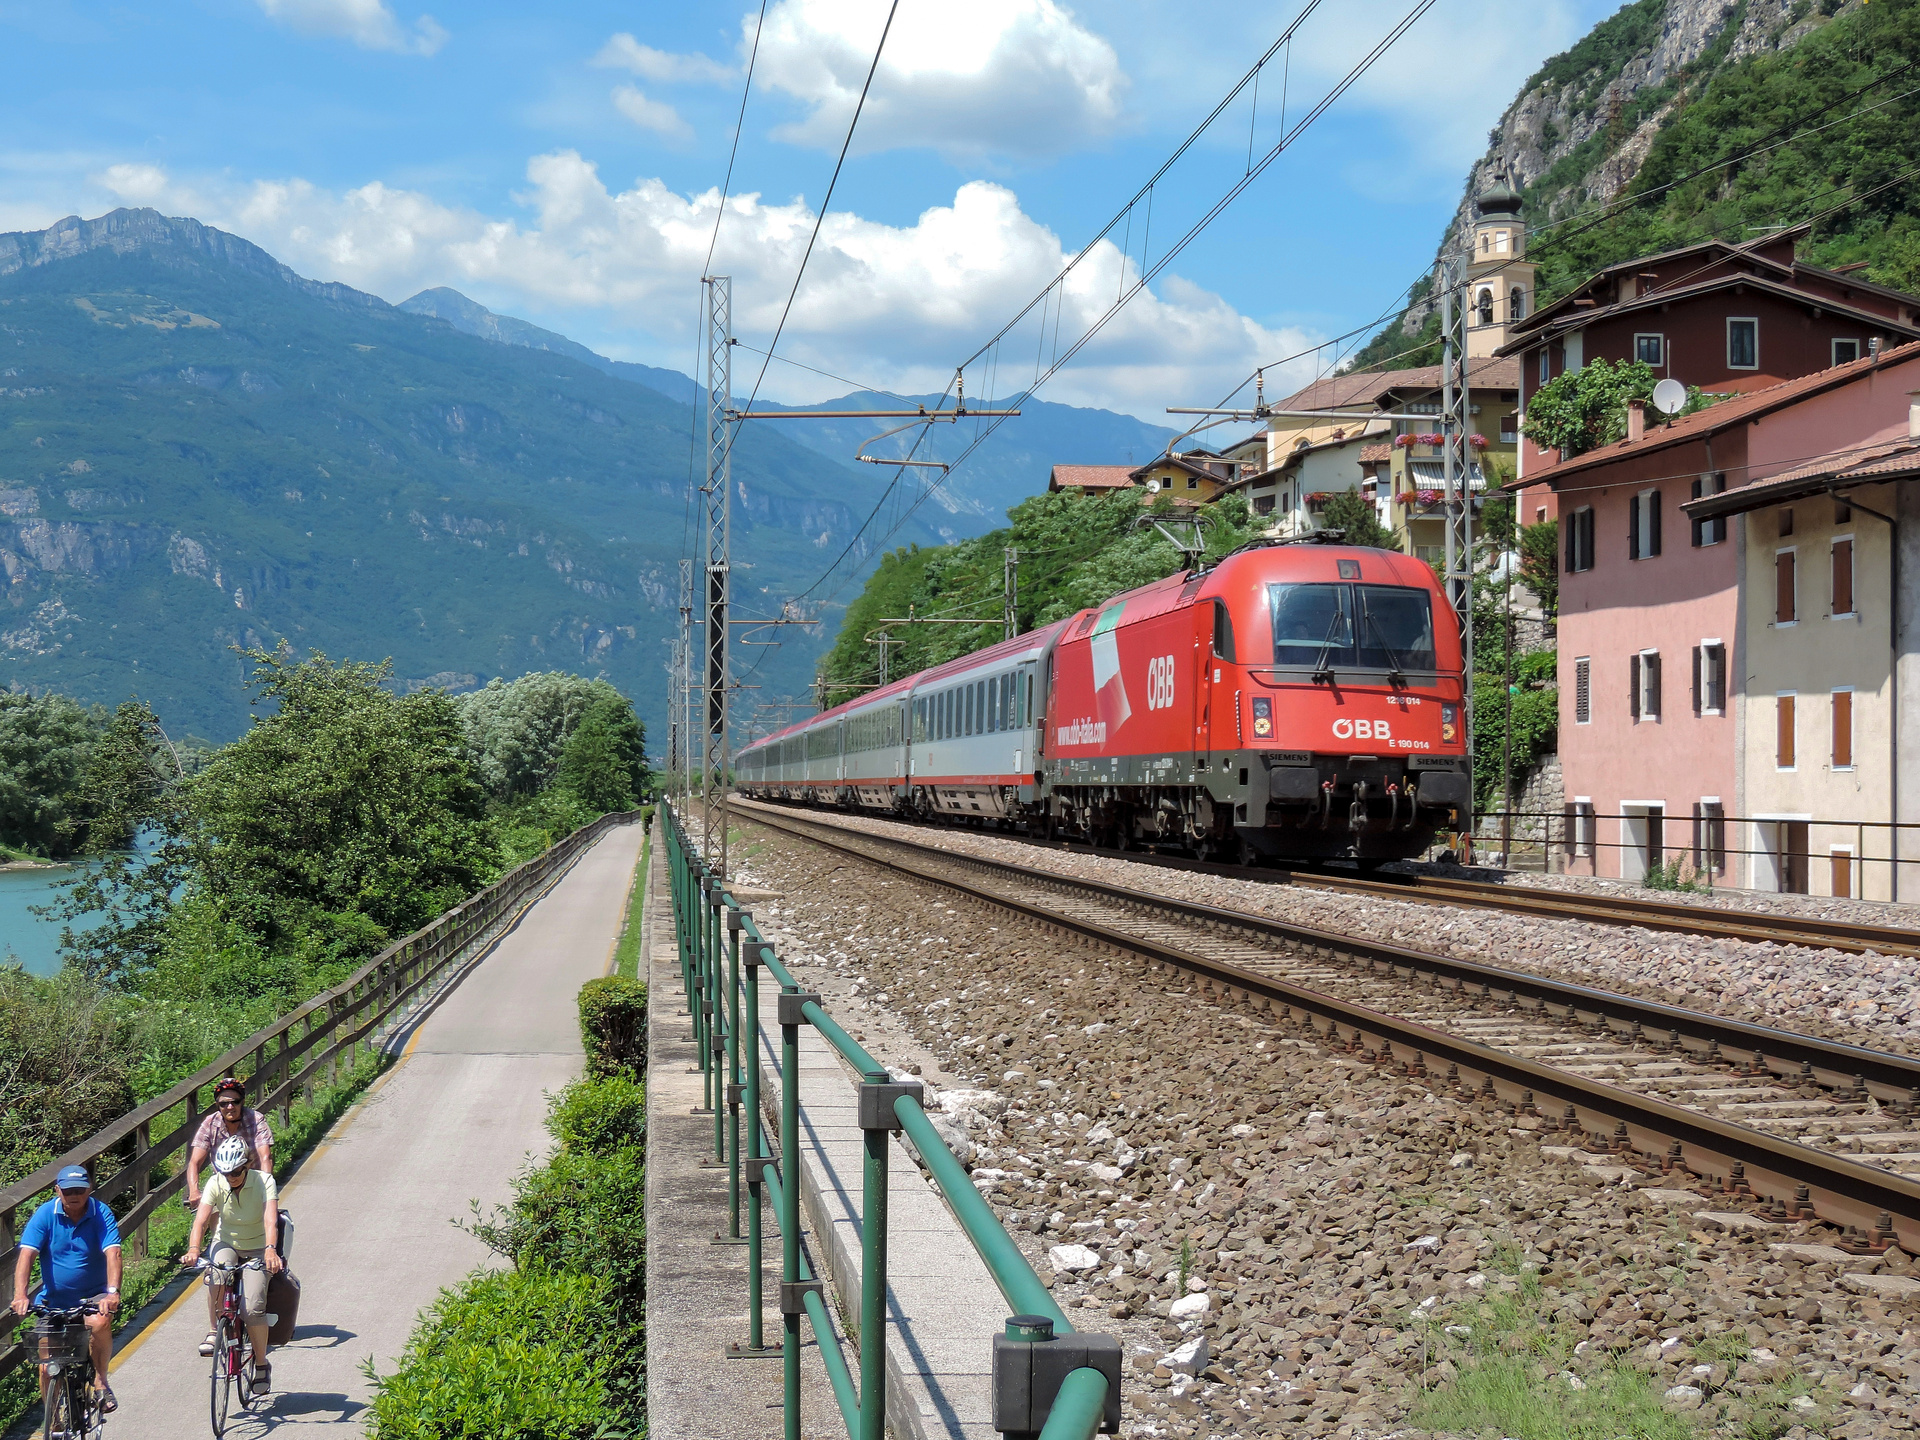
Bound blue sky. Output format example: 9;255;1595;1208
1;0;1620;419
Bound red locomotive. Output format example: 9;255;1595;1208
736;537;1472;864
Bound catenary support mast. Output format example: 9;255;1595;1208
1438;251;1475;839
703;276;734;877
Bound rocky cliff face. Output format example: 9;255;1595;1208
1391;0;1863;338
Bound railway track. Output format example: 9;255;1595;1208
738;796;1920;958
733;798;1920;1254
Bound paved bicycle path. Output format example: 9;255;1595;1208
99;821;646;1437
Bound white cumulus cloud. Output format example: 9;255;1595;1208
254;0;447;56
592;32;733;85
90;155;1319;421
611;86;693;140
753;0;1128;161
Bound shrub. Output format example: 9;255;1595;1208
366;1267;642;1440
578;977;647;1079
548;1075;647;1156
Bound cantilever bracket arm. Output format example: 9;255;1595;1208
856;418;949;472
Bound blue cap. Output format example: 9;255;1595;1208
55;1166;91;1192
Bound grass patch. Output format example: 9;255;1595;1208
1409;1292;1699;1440
612;822;650;981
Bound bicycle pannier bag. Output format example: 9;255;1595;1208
266;1270;301;1347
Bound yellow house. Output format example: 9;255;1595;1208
1372;361;1520;563
1129;448;1234;505
1682;436;1920;899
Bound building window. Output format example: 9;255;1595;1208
1831;536;1854;616
1539;349;1551;386
1694;801;1726;874
1187;474;1198;490
1728;317;1759;370
1499;413;1518;443
1834;496;1852;524
1833;338;1861;366
1832;848;1855;898
1775;549;1797;624
1634;333;1665;366
1631;650;1661;722
1567;799;1596;856
1628;489;1662;559
1509;287;1526;321
1477;288;1494;325
1565;506;1596;572
1574;656;1591;724
1495;230;1510;254
1832;689;1853;770
1691;472;1727;545
1693;642;1726;715
1776;693;1796;769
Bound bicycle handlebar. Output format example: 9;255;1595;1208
27;1301;101;1320
184;1257;267;1275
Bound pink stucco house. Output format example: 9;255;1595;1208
1525;342;1920;882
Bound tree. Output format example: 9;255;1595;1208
1520;358;1657;458
457;673;628;802
1318;490;1395;549
0;691;102;859
556;696;649;813
1519;519;1560;619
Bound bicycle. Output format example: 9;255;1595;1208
187;1256;269;1437
24;1300;103;1440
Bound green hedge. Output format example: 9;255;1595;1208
578;977;647;1079
366;1268;641;1440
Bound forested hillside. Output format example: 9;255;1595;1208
0;209;942;741
1349;0;1920;369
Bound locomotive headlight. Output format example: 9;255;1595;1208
1251;696;1273;737
1440;703;1458;743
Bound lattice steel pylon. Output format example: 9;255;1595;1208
702;276;734;877
678;558;695;810
1438;251;1475;833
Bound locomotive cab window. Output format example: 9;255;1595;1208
1211;599;1237;661
1269;583;1437;679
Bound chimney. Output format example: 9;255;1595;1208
1626;398;1646;443
1909;390;1920;441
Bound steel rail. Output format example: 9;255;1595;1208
738;803;1920;1253
736;796;1920;958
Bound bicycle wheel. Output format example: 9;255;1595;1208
44;1376;74;1440
209;1319;233;1438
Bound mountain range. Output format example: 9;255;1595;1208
0;208;1171;743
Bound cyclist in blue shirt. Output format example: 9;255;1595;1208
9;1166;122;1415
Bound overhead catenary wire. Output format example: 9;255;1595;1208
785;0;1436;613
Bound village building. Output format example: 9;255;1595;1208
1499;224;1920;492
1047;463;1137;497
1682;429;1920;900
1523;341;1920;893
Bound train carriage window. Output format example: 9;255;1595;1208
987;676;998;733
1211;599;1237;661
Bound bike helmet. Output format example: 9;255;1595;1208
214;1075;245;1103
213;1136;250;1175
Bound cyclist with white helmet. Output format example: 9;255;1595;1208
182;1135;284;1392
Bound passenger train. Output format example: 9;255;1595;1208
736;537;1473;864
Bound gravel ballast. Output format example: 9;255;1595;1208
716;812;1920;1440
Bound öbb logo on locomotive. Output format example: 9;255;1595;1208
1144;654;1178;710
735;539;1473;864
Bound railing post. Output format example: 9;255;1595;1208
725;905;745;1239
855;1070;906;1440
710;884;726;1162
780;984;805;1440
744;939;767;1352
128;1120;151;1262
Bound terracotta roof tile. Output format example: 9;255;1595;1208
1049;464;1136;489
1359;444;1392;463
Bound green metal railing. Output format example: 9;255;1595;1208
662;803;1118;1440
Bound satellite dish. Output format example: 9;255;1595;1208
1651;377;1687;416
1145;478;1162;494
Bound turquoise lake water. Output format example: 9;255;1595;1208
1;864;76;976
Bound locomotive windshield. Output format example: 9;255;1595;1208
1269;583;1437;675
